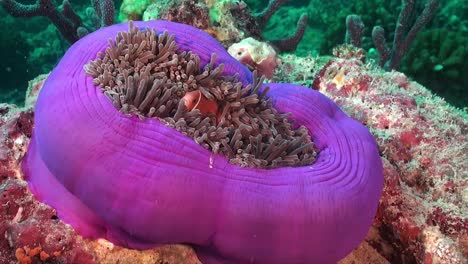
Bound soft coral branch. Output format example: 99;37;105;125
372;0;439;70
270;13;308;52
0;0;115;43
253;0;308;53
1;0;82;43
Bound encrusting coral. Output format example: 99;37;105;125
21;20;383;264
310;57;467;263
84;22;316;168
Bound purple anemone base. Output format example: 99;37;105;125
22;21;383;264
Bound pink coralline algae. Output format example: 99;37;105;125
310;57;467;263
20;21;382;264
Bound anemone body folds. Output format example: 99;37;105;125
22;21;383;264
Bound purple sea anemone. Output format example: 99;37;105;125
22;21;383;264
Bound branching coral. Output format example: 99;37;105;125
0;0;115;43
22;21;383;264
253;0;309;52
372;0;440;70
345;14;365;48
339;0;440;71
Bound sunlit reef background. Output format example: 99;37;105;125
0;0;466;108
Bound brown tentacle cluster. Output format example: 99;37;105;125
84;22;316;169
